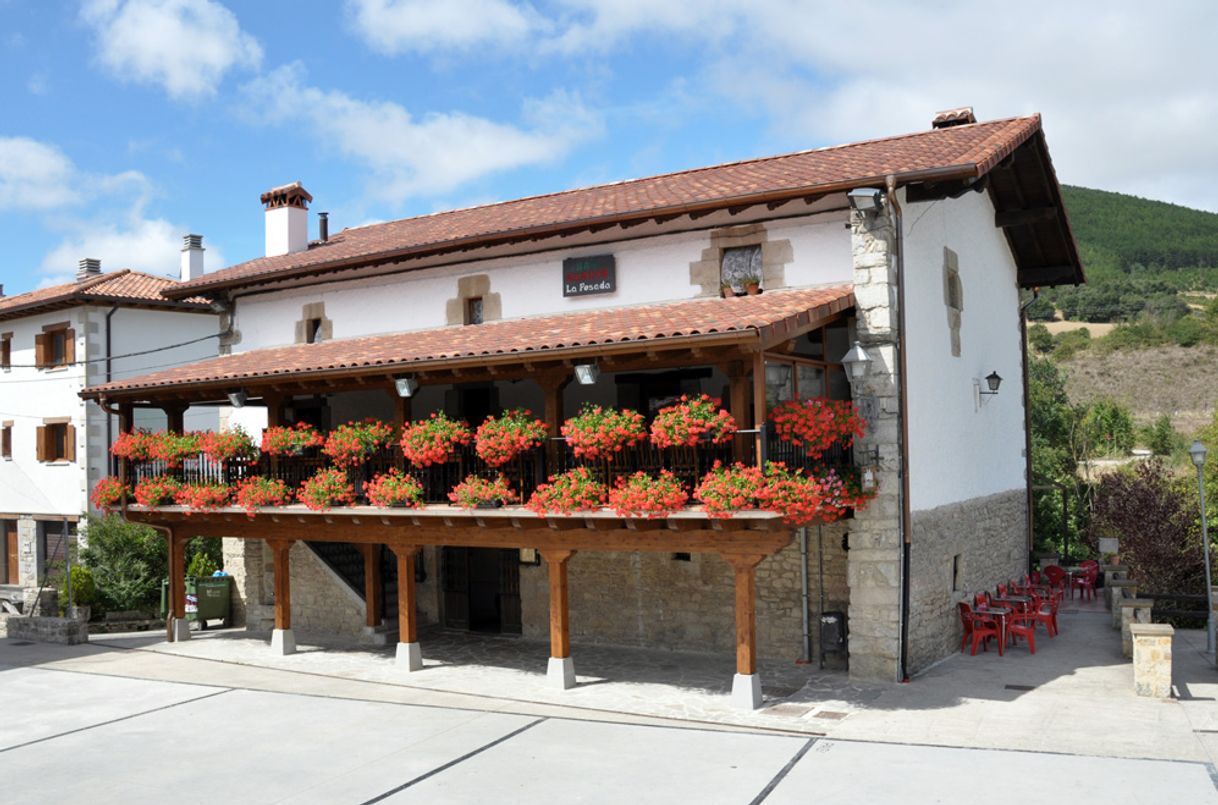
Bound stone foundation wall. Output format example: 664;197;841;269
906;488;1028;673
283;542;366;638
4;614;88;644
519;522;849;662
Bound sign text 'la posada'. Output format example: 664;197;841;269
562;255;616;297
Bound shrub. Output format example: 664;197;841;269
400;412;473;466
475;408;547;466
186;552;219;578
449;475;514;509
1024;296;1056;321
607;470;689;518
57;565;97;613
1050;327;1092;361
299;468;356;510
561;404;646;460
1146;414;1178;456
1082;400;1134;456
649;394;737;448
234;476;293;516
366;469;425;508
323;419;394;467
133;476;183;507
526;467;606;515
260;422;324;456
1027;323;1054;354
79;514;166;613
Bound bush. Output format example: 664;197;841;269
1027;323;1053;354
1145;415;1179;456
1082;399;1134;456
1051;327;1091;361
57;565;97;613
1024;296;1056;321
79;515;166;614
186;552;219;578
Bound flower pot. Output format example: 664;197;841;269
744;283;761;296
719;286;732;299
476;500;503;510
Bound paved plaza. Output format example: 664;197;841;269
3;597;1218;803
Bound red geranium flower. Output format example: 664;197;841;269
650;394;737;448
475;408;547;467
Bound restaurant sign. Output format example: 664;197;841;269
562;254;616;297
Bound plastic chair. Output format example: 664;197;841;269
1006;610;1038;654
1044;565;1069;597
1080;559;1100;572
1072;567;1098;601
959;602;1001;656
974;591;990;609
1027;591;1058;637
1030;569;1042;586
996;583;1009;598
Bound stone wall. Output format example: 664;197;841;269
906;488;1027;673
519;522;849;662
4;614;88;644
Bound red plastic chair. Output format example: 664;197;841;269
959;602;1001;656
1080;559;1100;572
1006;610;1038;654
1027;591;1059;637
974;592;990;609
1072;567;1098;601
1030;569;1043;586
996;583;1009;598
1044;565;1069;597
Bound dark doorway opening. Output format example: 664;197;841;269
442;547;521;634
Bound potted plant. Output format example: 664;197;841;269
260;422;324;456
560;403;646;461
110;429;155;463
649;394;738;448
200;427;258;464
299;468;356;511
694;461;766;518
367;468;425;508
608;470;689;518
756;462;826;525
174;482;233;514
741;273;762;295
149;431;202;468
449;475;514;509
134;475;183;507
90;477;128;513
526;467;606;515
475;408;548;467
719;280;735;299
400;412;472;466
768;397;866;458
323;418;395;467
234;476;293;517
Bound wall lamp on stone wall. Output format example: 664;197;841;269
973;371;1002;409
394;375;419;398
847;187;884;216
840;340;871;380
574;363;600;385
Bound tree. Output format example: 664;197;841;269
1027;323;1053;354
1082;399;1134;456
1147;414;1178;456
79;515;167;613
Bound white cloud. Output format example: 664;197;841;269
345;0;543;54
0;138;79;211
240;63;603;202
81;0;262;100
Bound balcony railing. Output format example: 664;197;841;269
128;431;853;506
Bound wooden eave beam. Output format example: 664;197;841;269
995;207;1059;228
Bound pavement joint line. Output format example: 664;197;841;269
79;637;822;738
359;717;547;804
747;737;817;805
0;688;233;754
6;657;818;740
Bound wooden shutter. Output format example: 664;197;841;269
2;425;11;459
64;424;76;462
34;334;47;369
35;426;47;461
64;329;76;365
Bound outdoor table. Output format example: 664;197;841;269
977;605;1013;649
1063;567;1086;598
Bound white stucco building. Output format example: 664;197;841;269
84;109;1083;692
0;249;219;610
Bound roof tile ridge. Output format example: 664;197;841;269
340;116;1040;235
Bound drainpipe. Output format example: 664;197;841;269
104;305;119;471
798;527;811;663
1019;290;1039;563
886;174;914;684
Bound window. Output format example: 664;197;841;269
1;333;10;370
943;247;963;357
763;324;851;408
36;420;75;463
305;318;324;344
34;323;74;370
1;421;11;459
720;245;762;292
465;296;484;326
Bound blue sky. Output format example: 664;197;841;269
2;1;1215;295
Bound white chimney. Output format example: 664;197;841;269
180;234;205;281
260;181;313;257
77;258;101;282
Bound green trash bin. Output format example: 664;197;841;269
160;576;233;629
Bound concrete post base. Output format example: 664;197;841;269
270;628;296;655
395;641;423;671
170;618;191;642
731;673;763;710
547;656;576;689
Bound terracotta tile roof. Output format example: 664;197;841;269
83;284;854;399
168;116;1044;298
0;270;212;323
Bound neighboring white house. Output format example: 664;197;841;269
83;109;1084;685
0;245;219;610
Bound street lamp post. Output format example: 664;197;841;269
1189;440;1213;654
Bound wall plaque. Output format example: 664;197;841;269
562;254;616;297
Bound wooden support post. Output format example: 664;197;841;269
264;395;284;429
391;543;423;670
389;392;411;430
727;363;749;462
751;352;767;469
724;551;765;709
362;544;382;628
540;548;577;689
118;404;133;491
539;374;570;471
167;529;188;641
267;539;294;630
164;404;186;433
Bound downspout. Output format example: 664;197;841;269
1019;290;1040;564
104;305;119;472
886;174;914;683
798;526;811;663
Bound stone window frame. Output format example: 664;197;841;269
294;302;333;345
446;275;501;326
689;223;793;297
943;247;964;358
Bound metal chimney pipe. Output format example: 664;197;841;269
319;212;329;243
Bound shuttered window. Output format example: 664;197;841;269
35;324;73;369
36;421;74;462
0;334;11;370
1;422;11;459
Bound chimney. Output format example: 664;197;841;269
318;211;329;243
77;258;101;282
180;234;205;282
932;107;977;129
260;181;313;257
